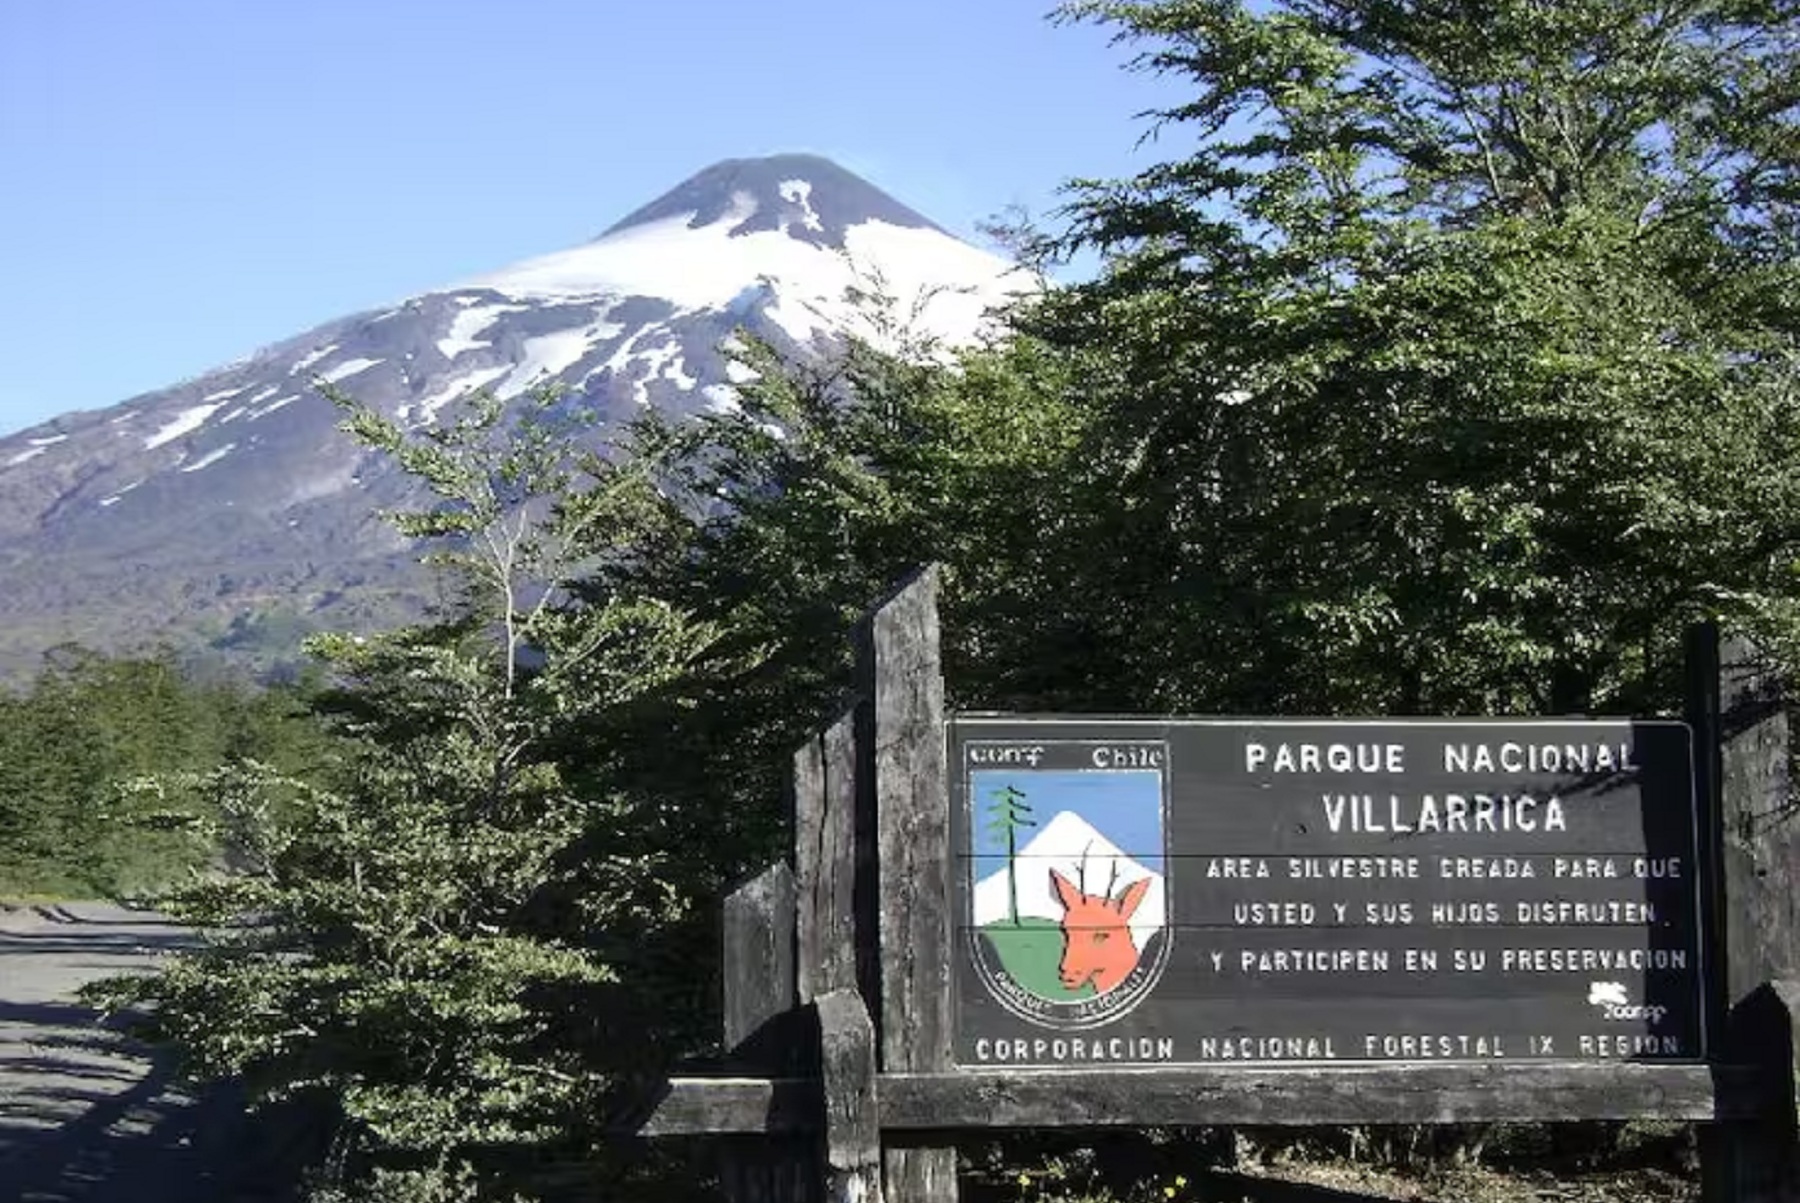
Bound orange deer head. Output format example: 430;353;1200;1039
1050;861;1151;996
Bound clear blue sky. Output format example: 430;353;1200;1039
0;0;1182;438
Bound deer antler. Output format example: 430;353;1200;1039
1105;857;1122;906
1078;842;1093;895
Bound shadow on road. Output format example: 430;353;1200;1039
0;932;200;956
0;1022;328;1203
0;1054;311;1202
0;999;134;1036
0;907;327;1202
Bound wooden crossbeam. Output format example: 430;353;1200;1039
876;1063;1783;1129
628;1076;819;1138
623;1061;1782;1138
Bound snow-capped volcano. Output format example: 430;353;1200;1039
0;155;1034;681
453;156;1013;349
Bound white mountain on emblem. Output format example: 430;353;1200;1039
973;809;1167;951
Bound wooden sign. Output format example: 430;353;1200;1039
950;717;1703;1068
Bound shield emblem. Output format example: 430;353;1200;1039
964;740;1172;1029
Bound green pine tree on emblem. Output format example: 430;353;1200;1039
986;783;1036;924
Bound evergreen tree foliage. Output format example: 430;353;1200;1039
0;646;324;897
998;0;1800;713
89;391;735;1202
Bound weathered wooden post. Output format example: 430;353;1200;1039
819;987;884;1203
1690;625;1800;1202
796;712;868;1008
794;709;877;1200
856;565;957;1203
722;864;797;1061
719;863;813;1203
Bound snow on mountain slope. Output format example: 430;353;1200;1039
0;154;1037;681
458;189;1017;349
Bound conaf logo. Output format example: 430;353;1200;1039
968;744;1047;768
1586;981;1629;1008
1587;980;1668;1024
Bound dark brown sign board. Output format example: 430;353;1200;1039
950;717;1703;1068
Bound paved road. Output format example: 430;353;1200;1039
0;902;302;1202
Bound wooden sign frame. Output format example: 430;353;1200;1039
616;566;1800;1203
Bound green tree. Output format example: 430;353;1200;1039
0;645;326;898
90;390;730;1202
1001;0;1800;713
565;8;1800;1188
